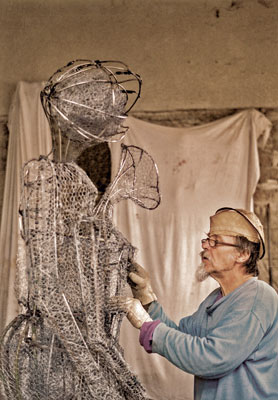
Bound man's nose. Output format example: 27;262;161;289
201;239;210;249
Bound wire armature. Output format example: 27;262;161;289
0;60;159;400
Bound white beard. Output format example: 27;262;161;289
195;261;210;282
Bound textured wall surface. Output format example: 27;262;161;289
1;0;278;117
0;120;9;225
253;109;278;292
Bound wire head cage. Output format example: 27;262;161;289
40;59;142;144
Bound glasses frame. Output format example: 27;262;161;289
201;238;240;249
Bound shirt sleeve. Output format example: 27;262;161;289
152;309;265;379
149;300;203;335
148;301;180;329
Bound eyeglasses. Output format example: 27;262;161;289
201;238;240;248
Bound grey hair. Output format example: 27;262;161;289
235;236;260;276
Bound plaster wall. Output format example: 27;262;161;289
1;0;278;117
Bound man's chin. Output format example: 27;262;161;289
195;262;210;282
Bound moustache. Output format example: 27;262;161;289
200;250;210;261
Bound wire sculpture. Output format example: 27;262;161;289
0;60;160;399
41;59;142;148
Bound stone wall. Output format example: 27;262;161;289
253;109;278;292
0;119;9;224
0;108;277;290
1;0;278;116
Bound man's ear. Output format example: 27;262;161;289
236;249;250;264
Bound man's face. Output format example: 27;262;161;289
200;234;239;278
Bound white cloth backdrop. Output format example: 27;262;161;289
0;82;52;333
110;111;272;400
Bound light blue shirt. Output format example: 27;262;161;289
149;278;278;400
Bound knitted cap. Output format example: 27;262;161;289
210;208;265;259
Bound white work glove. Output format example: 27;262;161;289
109;296;152;329
128;262;157;305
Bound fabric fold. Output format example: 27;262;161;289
0;82;52;333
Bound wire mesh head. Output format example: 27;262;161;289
41;59;142;144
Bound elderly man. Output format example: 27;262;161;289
117;208;278;400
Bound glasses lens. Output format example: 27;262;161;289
202;238;216;247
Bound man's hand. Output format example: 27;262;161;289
128;262;157;305
109;296;152;329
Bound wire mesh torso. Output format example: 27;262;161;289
0;157;148;399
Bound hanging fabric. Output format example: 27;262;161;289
0;82;52;333
110;110;272;400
